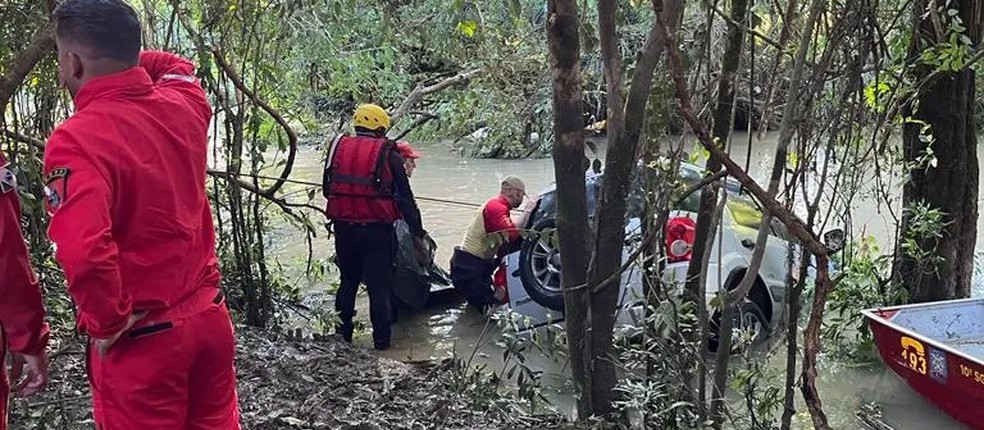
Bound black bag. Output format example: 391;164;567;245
392;220;451;311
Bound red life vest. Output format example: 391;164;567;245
324;134;401;223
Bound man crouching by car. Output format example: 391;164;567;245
450;175;535;314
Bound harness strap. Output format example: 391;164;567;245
322;133;344;199
373;139;396;196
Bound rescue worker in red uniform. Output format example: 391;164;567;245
396;141;421;177
0;152;50;429
450;176;535;313
43;1;239;428
323;104;425;350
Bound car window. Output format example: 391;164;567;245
671;167;705;212
725;195;764;229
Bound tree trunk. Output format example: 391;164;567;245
893;0;981;302
586;0;627;416
684;0;749;312
656;0;836;426
0;24;54;114
684;0;749;412
582;0;682;415
546;0;592;418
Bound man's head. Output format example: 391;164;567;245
352;104;390;137
396;142;420;177
500;175;526;209
53;0;142;98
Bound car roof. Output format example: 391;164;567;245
536;161;747;197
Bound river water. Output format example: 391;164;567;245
260;131;979;429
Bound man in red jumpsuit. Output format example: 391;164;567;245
0;152;50;429
450;175;535;313
323;104;426;350
43;1;239;428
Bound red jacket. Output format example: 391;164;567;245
0;152;48;355
483;195;520;259
325;135;401;224
42;51;220;339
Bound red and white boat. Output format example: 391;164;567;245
863;298;984;429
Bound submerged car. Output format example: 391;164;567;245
502;162;806;348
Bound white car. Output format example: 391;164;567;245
500;163;825;349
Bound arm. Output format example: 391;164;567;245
389;151;425;237
139;51;211;123
43;132;130;339
0;155;49;356
139;51;195;82
483;199;521;243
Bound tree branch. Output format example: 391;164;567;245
0;24;55;113
209;47;298;198
654;1;834;427
674;169;729;206
206;170;326;222
2;129;46;150
389;69;483;125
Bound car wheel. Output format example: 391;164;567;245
708;299;769;354
518;217;566;312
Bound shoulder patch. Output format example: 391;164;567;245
161;73;197;83
43;167;70;214
0;163;16;194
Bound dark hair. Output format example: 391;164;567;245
354;126;387;136
54;0;142;63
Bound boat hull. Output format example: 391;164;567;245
865;305;984;429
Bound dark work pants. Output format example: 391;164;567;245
334;222;395;347
449;248;497;311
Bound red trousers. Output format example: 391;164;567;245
87;291;240;429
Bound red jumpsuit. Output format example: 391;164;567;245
42;51;239;429
0;153;49;430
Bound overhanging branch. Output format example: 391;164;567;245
0;24;55;113
389;68;483;125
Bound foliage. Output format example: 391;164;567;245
899;200;950;275
822;235;906;363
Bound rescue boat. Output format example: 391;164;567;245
862;298;984;429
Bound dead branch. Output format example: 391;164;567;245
0;24;55;113
389;69;483;125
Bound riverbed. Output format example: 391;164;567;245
259;131;979;429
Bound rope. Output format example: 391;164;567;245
208;169;485;209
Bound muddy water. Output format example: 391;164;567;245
264;132;982;428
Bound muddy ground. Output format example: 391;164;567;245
7;326;578;430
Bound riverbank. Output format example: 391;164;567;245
7;326;578;430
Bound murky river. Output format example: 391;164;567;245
258;132;981;429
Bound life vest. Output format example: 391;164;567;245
323;134;401;223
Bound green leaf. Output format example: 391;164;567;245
456;19;478;37
508;0;522;20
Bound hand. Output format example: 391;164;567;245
9;351;49;397
93;311;148;357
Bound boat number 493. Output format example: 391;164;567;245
900;336;927;375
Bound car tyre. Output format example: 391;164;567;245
708;299;769;354
518;217;566;312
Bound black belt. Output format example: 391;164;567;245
127;291;224;339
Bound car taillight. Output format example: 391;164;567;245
665;216;697;263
